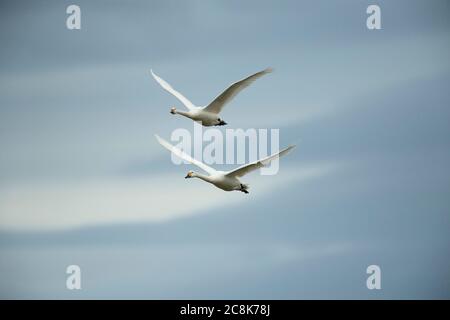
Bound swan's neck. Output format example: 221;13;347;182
194;173;212;183
175;110;191;118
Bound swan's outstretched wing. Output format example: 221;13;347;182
203;68;272;114
225;145;295;178
155;135;217;175
151;70;196;110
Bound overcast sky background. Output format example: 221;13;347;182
0;0;449;298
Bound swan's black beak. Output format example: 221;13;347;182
218;120;227;126
184;174;190;179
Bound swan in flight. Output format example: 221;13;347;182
155;134;295;194
150;68;272;126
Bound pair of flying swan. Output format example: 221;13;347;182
151;68;295;194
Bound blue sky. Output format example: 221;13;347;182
0;0;449;298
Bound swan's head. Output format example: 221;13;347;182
170;107;177;115
184;170;194;179
217;118;227;126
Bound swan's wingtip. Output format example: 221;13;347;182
265;67;274;73
284;144;296;153
150;69;158;77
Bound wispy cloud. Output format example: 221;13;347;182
0;163;336;231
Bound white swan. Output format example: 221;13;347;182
150;68;272;126
155;134;295;194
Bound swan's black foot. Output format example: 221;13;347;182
240;184;249;194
